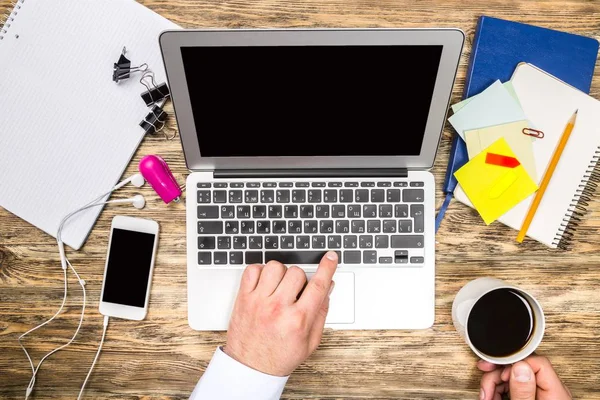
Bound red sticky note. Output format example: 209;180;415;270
485;153;521;168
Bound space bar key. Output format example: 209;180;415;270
265;251;342;265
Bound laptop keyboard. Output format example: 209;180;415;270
196;180;426;268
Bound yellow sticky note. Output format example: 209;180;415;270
464;120;537;182
454;138;538;225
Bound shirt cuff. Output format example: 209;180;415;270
190;347;289;400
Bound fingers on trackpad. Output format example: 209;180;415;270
305;271;355;324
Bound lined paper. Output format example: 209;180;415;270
0;0;179;249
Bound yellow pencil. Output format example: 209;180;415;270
517;110;578;243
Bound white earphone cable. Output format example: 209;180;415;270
19;175;144;399
21;198;128;399
56;199;121;240
18;267;68;398
22;260;87;399
77;315;109;400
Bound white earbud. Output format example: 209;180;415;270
129;173;145;188
131;194;146;209
113;173;145;190
108;195;146;209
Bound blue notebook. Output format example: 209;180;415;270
437;16;599;230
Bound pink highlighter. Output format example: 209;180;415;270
139;155;181;203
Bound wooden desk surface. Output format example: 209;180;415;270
1;1;599;398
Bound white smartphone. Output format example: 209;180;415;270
99;216;159;321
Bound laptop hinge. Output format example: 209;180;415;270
214;168;409;179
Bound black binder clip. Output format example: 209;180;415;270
140;99;175;139
140;71;170;106
113;47;147;83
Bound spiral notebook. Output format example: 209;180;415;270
0;0;178;249
454;63;600;248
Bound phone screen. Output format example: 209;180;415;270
102;228;156;308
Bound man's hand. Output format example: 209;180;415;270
223;251;338;377
478;355;572;400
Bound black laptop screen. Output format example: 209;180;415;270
180;45;442;157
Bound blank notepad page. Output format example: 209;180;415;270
0;0;178;249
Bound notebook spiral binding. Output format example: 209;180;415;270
553;147;600;250
0;0;25;41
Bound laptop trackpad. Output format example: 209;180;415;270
306;271;355;324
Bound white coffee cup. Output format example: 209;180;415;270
452;277;545;365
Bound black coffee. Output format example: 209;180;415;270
467;288;534;358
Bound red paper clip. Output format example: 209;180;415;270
523;127;544;138
486;153;521;168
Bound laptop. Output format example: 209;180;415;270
159;29;464;330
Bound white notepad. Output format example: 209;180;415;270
0;0;178;249
454;63;600;248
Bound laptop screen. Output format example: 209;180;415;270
181;45;442;158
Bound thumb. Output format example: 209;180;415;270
509;361;537;400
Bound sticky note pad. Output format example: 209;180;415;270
448;80;527;141
451;81;522;114
464;120;537;182
454;138;538;225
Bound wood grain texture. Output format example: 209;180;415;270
1;0;600;398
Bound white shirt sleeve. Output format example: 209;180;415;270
189;347;289;400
